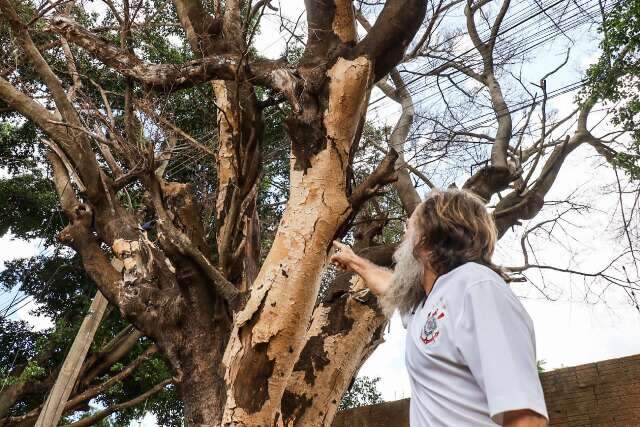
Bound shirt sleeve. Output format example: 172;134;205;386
454;280;548;424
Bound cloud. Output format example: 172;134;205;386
16;299;53;331
0;234;42;266
0;234;52;331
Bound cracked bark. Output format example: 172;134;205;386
281;245;394;427
211;78;264;287
222;55;373;426
281;81;423;423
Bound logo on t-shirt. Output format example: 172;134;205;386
421;308;445;344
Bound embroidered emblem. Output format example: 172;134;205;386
421;308;445;344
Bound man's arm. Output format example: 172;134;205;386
329;241;393;296
503;409;549;427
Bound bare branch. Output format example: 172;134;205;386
61;379;172;427
46;16;296;95
148;179;240;302
136;100;216;156
349;149;399;211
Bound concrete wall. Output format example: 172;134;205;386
333;354;640;426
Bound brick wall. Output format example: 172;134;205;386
333;354;640;426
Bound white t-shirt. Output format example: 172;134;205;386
401;262;548;426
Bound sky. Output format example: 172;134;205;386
1;0;639;423
245;0;640;403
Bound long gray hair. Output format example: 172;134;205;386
377;189;506;318
377;233;425;318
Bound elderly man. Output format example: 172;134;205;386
331;189;548;427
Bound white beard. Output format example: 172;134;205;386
377;235;425;318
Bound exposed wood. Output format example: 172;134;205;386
282;245;395;427
34;291;109;427
222;55;373;426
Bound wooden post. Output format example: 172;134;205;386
35;291;108;427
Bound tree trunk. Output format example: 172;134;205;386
164;250;233;425
0;0;433;424
282;245;394;427
179;344;228;425
222;56;373;426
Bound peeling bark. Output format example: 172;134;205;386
222;56;373;426
282;287;385;427
212;79;263;286
282;245;395;427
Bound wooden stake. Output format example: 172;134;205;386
35;291;108;427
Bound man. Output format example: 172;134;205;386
330;189;548;427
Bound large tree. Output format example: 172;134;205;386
0;0;637;426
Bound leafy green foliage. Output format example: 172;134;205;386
0;1;402;423
0;174;61;242
338;376;384;411
0;1;205;423
0;121;39;174
89;339;179;427
0;318;42;377
585;0;640;179
537;359;547;374
0;254;94;321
